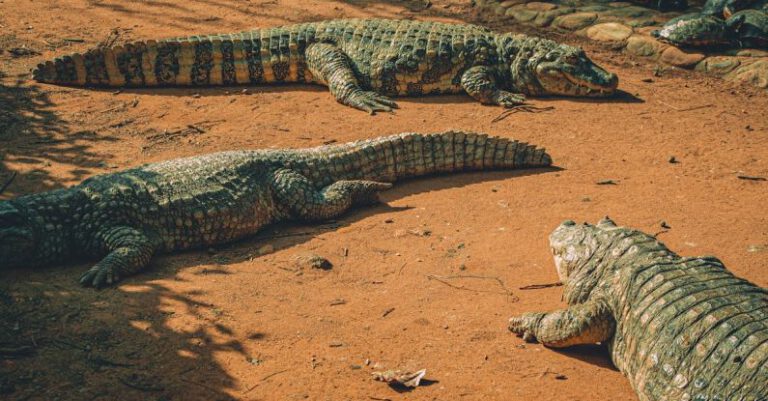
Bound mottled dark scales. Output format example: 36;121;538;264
0;132;551;288
509;217;768;401
34;19;618;113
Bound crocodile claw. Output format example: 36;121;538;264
347;91;399;114
493;90;527;108
508;312;544;343
80;264;120;289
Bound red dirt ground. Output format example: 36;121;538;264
0;1;766;400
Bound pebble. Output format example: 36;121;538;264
553;12;598;30
728;60;768;89
625;35;667;58
660;47;706;68
295;253;333;270
586;22;633;41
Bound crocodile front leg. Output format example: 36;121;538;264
508;297;615;348
270;168;392;221
80;226;159;288
461;66;526;107
305;42;399;114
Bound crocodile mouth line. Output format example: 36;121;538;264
562;72;615;96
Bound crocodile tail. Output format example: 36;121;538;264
287;131;552;186
33;30;310;87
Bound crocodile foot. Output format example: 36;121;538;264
347;91;399;114
493;90;527;108
508;312;545;343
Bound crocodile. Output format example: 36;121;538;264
32;18;618;113
0;131;552;288
509;217;768;401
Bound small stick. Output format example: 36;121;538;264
244;369;290;393
677;104;713;112
0;172;17;195
427;274;515;297
519;282;563;290
737;175;766;181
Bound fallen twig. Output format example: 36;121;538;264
677;104;713;112
0;172;17;195
491;105;554;123
244;369;290;393
519;282;563;290
426;274;516;298
737;175;766;181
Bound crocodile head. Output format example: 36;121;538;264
548;217;627;303
528;46;618;98
0;202;37;268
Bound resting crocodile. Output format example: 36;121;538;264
0;131;551;288
509;218;768;401
33;18;618;113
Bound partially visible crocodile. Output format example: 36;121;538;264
509;218;768;401
33;19;618;113
0;131;551;288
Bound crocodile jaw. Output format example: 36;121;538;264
534;60;618;98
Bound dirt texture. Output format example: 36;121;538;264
0;1;766;401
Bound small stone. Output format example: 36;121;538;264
578;5;609;11
669;156;678;163
192;93;201;98
581;197;591;202
660;47;705;68
329;341;344;347
555;374;568;380
257;244;274;255
526;2;557;11
626;35;667;58
499;0;527;8
695;57;741;75
587;23;633;42
726;60;768;89
597;179;617;185
534;8;575;27
408;228;432;237
241;88;250;95
295;253;333;270
507;6;539;22
660;221;671;229
330;298;346;306
626;18;657;28
747;244;767;253
553;12;598;30
384;218;394;223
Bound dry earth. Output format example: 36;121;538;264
0;1;766;400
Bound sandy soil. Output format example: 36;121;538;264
0;1;766;400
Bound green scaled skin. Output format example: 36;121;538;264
509;217;768;401
0;131;552;288
33;18;618;113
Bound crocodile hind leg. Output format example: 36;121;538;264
305;42;398;114
508;297;615;348
270;168;392;221
80;226;158;288
461;66;526;107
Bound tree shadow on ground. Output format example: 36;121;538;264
0;71;117;199
0;166;556;401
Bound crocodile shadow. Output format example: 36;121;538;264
553;343;620;371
